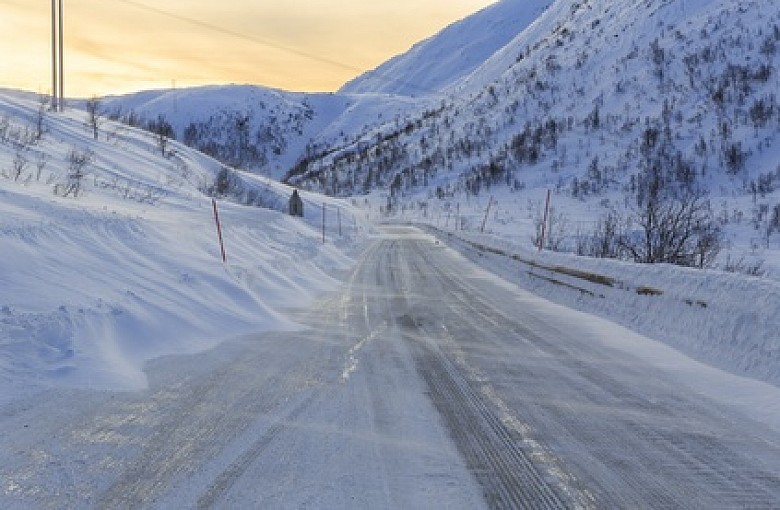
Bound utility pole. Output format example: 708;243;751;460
59;0;64;110
51;0;57;110
51;0;64;111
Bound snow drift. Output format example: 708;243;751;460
0;89;365;401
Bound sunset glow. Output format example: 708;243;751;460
0;0;495;98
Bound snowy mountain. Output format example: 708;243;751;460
103;85;420;180
340;0;553;97
100;0;557;180
288;0;780;270
88;0;780;279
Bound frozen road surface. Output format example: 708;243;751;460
3;226;780;508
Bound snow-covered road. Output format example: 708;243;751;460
2;226;780;508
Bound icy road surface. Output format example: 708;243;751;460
2;226;780;508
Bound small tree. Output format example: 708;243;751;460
10;152;28;181
59;149;94;198
532;204;568;251
588;210;623;258
621;188;721;267
35;94;48;141
149;115;175;156
86;96;102;141
35;153;48;181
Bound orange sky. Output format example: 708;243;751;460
0;0;496;98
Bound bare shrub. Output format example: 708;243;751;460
55;149;94;198
11;152;28;181
723;256;765;277
621;189;721;268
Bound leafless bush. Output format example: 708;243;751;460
35;95;48;141
55;149;94;198
0;114;9;143
580;210;624;258
532;205;568;251
35;153;47;181
11;152;28;181
722;256;765;277
86;96;102;141
148;115;175;156
621;190;722;268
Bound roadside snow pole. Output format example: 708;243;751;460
481;196;494;233
539;189;551;252
456;203;460;231
338;207;342;237
322;202;326;244
212;198;227;263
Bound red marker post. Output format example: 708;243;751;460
212;198;227;263
481;195;494;233
322;202;326;244
539;189;551;252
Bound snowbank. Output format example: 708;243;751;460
0;90;367;401
422;225;780;389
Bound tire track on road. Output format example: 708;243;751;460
400;230;780;508
389;239;571;508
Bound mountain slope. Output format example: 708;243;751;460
104;85;420;180
101;1;555;180
288;0;780;260
340;0;553;97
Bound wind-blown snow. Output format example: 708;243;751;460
0;89;366;401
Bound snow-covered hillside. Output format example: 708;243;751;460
103;85;420;180
0;89;366;402
340;0;552;97
289;0;780;270
5;0;780;399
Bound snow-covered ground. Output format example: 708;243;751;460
0;89;368;403
4;79;777;415
2;81;780;505
2;225;779;508
377;187;780;391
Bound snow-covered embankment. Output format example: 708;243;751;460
427;226;780;388
0;90;365;401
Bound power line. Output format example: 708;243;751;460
112;0;442;97
114;0;363;74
